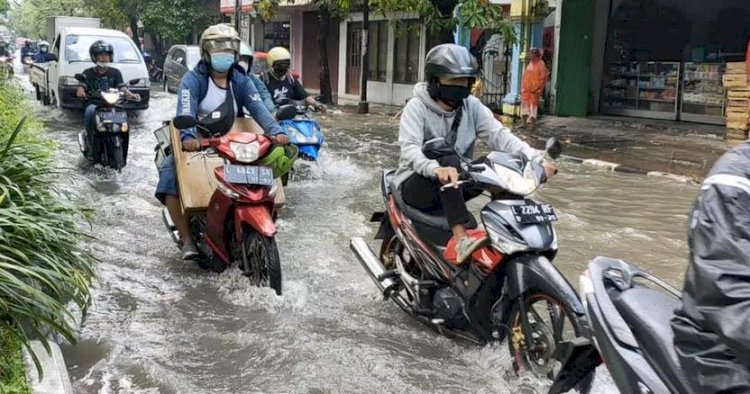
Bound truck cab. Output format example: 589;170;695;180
43;27;150;110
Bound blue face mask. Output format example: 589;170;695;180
210;53;235;72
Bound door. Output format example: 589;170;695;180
302;11;340;94
346;23;362;95
49;34;61;104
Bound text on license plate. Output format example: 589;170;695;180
511;203;558;224
98;111;128;123
224;164;274;186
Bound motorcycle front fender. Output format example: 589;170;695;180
506;254;585;316
234;204;276;239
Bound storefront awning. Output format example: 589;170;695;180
220;0;254;14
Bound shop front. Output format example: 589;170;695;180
599;0;750;125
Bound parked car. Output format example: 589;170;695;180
162;45;200;93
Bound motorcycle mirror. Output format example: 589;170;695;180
129;78;140;86
74;73;85;82
276;104;297;121
422;137;455;160
545;137;563;160
276;97;293;106
173;115;197;129
46;53;57;62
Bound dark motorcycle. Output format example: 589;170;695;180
351;138;594;392
553;257;695;394
75;73;140;172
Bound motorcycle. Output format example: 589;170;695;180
350;138;594;392
75;73;139;172
274;101;325;186
158;115;296;295
552;257;694;394
21;54;34;73
0;55;13;80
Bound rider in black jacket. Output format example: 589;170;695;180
671;142;750;393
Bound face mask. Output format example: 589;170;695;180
96;62;110;69
273;63;290;75
40;48;48;53
238;61;249;73
210;53;235;73
437;84;471;109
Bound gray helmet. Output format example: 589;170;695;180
424;44;478;82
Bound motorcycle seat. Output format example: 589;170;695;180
613;287;694;394
387;176;477;232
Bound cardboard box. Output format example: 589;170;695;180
723;74;748;88
726;62;747;75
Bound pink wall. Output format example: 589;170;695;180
291;11;304;80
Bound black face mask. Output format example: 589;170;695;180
273;61;290;76
437;84;471;109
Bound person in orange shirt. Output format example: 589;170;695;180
521;48;549;126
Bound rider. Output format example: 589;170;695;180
0;41;11;57
76;40;141;163
238;41;276;113
33;41;50;63
262;46;322;109
155;24;289;261
671;142;750;393
397;43;556;264
20;40;35;58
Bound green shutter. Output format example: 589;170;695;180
555;0;595;116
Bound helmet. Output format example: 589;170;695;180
257;143;298;179
89;40;114;63
424;44;478;82
199;24;240;61
38;41;49;51
143;52;152;63
267;47;291;67
239;41;253;59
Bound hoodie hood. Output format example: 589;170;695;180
414;82;457;117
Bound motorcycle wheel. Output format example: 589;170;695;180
235;228;282;295
105;137;124;172
507;292;594;393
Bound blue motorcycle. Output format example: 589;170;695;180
276;103;324;161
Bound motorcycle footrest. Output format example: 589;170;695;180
377;269;399;282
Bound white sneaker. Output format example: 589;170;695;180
455;235;489;264
181;241;199;261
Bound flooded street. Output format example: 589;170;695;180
19;77;697;393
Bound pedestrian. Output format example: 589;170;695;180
520;47;548;126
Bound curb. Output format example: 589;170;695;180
23;340;74;394
560;154;697;185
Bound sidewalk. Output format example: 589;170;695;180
512;116;729;181
332;104;731;182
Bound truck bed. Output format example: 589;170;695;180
29;63;48;89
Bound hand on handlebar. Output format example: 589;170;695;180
75;86;87;98
434;167;460;189
273;134;290;145
542;160;558;179
182;139;200;152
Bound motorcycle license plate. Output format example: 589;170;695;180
224;164;274;187
99;111;128;124
511;203;558;224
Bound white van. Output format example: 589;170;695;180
34;27;150;110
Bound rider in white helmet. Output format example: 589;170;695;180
238;40;275;113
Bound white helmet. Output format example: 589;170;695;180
199;24;241;61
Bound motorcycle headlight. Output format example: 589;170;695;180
217;182;240;199
101;91;119;105
230;141;260;163
487;226;529;255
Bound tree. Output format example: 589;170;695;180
0;0;10;14
9;0;89;39
255;0;515;105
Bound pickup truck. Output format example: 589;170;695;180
30;26;150;110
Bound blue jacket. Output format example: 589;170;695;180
33;52;48;63
177;61;285;142
249;73;276;113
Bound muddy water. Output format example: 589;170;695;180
18;77;697;393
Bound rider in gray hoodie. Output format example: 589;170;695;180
397;44;556;263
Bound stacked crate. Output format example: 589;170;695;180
723;62;750;146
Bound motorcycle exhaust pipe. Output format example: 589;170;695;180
350;237;395;293
161;208;180;245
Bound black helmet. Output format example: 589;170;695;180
89;40;114;63
424;44;478;82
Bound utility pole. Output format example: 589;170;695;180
234;0;241;33
357;0;369;114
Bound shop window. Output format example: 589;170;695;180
367;21;388;82
394;20;421;84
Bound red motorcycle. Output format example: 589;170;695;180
161;115;294;295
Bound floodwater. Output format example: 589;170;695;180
15;68;697;393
